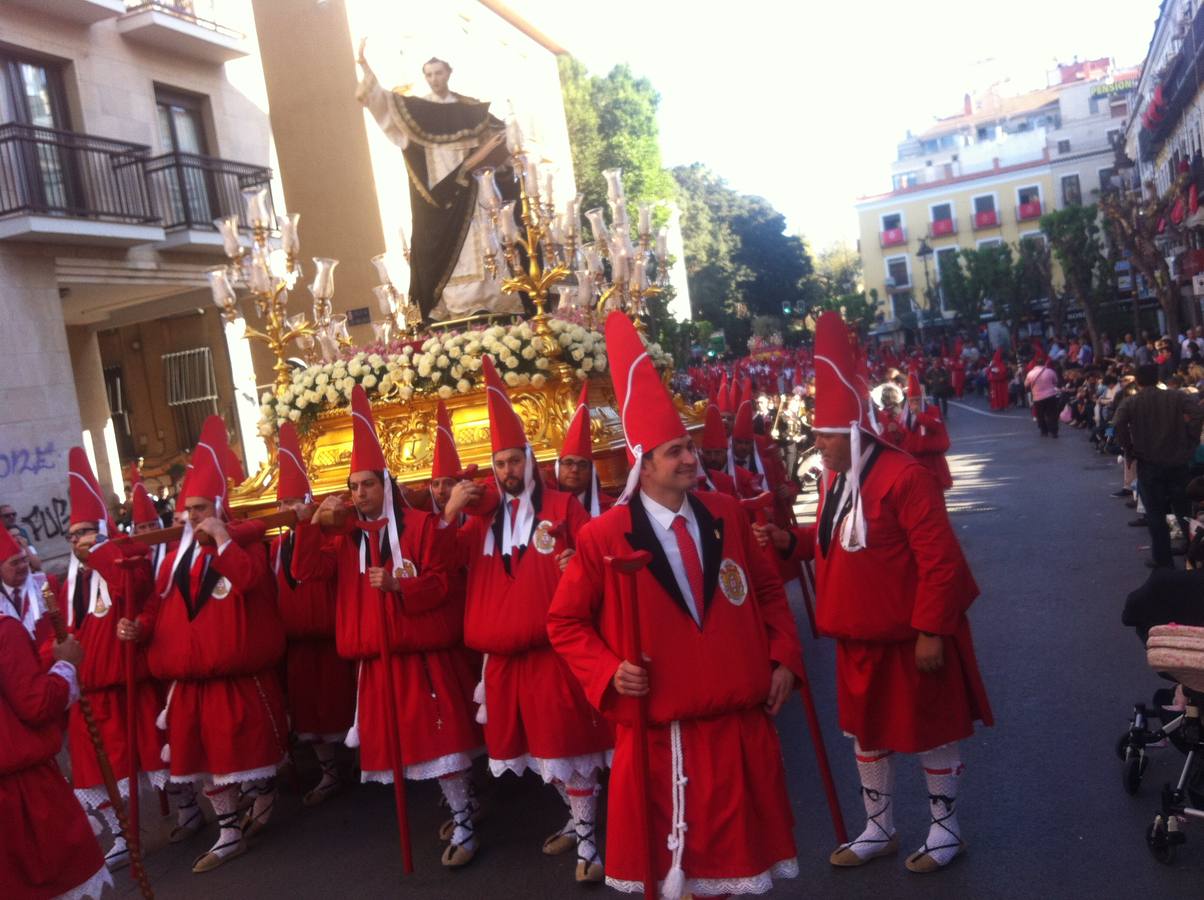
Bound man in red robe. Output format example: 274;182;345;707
729;377;798;526
118;416;288;874
549;312;804;899
986;349;1010;411
951;340;967;398
129;463;170;579
441;357;612;884
758;312;991;874
58;448;166;872
552;381;615;519
0;518;53;644
697;404;756;498
876;374;953;491
302;386;483;867
270;423;356;808
0;556;109;900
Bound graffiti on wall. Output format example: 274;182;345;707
0;442;57;480
20;497;70;543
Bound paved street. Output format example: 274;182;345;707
116;399;1204;898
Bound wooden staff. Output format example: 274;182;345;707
605;550;656;900
41;582;155;900
740;497;847;844
116;556;142;880
742;493;817;638
357;517;414;874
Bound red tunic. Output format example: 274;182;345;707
951;359;966;397
143;522;288;782
0;616;107;900
549;491;803;892
271;532;356;740
459;487;612;779
740;438;798;527
56;541;166;800
987;362;1010;410
293;510;480;781
790;445;991;752
876;407;953;491
697;467;739;497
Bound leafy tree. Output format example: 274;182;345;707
938;245;1013;325
1040;204;1107;357
814;242;862;298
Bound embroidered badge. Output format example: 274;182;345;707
211;577;231;600
93;593;111;618
393;559;418;580
718;558;748;606
533;520;557;555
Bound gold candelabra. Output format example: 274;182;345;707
207;188;348;394
371;238;422;344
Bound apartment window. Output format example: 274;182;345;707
1018;185;1041;205
1089;95;1102;115
1099;166;1118;193
892;172;919;191
931;202;953;222
977;238;1002;249
1020;233;1046;249
1062;174;1082;206
891;292;911;319
0;51;69;128
881;213;902;231
922;139;939;153
0;51;74;213
976;124;997;141
1057;139;1071;154
1110;99;1128;119
163;347;219;449
103;366;137;461
155;87;215;225
886;256;910;289
973;195;996;215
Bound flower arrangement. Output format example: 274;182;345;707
258;316;672;436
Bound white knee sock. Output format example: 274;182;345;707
244;777;276;829
916;742;964;866
203;784;243;857
438;771;478;848
840;740;896;859
565;773;601;865
168;781;200;828
551;779;574;837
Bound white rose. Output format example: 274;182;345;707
575;368;586;379
417;361;432;377
402;368;416;384
260;390;274;404
348;363;362;377
466;341;481;354
521;346;536;360
258;422;273;437
559;333;573;348
437;355;450;368
450;365;464;379
368;354;384;367
296;396;308;410
594;355;607;373
315;373;328;387
504;355;520;369
516;324;532;339
581;358;594;372
447;346;461;359
398;386;413;400
437;385;453;399
402;345;414;355
571;348;585;362
504;336;521;351
571;326;586;341
531;374;547;388
516;373;531;385
362;374;377;389
467;358;482;371
503;372;519;386
457;379;471;393
535;357;549;370
325;386;339;403
288;409;301;422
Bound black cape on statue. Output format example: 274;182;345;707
391;92;511;321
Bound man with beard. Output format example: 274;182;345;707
441;356;612;884
552;382;614;519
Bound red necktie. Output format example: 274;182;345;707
509;498;520;528
670;515;705;610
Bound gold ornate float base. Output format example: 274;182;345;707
230;371;704;513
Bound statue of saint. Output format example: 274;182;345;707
356;41;521;322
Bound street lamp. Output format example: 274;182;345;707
915;237;935;344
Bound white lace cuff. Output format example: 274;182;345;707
50;660;80;707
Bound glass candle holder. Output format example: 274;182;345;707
310;258;338;301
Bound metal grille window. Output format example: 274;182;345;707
103;365;136;460
162;347;218;448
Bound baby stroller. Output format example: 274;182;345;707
1119;568;1204;864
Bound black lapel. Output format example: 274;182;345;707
624;493;698;628
688;494;724;619
189;551;224;621
826;442;884;553
491;498;511;576
174;543;196;612
72;570;89;630
280;533;298;590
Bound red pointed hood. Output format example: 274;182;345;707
431;400;462;479
606;310;686;470
183;416;233;510
716;372;731;414
129;462;160;526
482;356;529;454
907;370;923;398
275;421;312;501
991;349;1004;367
0;526;20;563
68;447;112;533
561;381;593;460
701;403;727;451
812;311;873;433
732;376;755;440
350;384;388;474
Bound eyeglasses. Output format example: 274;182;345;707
66;527;98;543
559;459;592;470
0;511;15;519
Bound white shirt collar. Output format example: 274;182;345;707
641;491;695;533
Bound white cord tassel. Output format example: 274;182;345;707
662;720;688;899
157;680;176;762
616;445;643;506
839;424;868;552
474;655;489;725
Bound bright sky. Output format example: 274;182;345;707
509;0;1162;253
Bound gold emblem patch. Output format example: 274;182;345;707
211;577;231;600
393;559;418;580
93;593;110;618
718;559;748;606
533;520;557;555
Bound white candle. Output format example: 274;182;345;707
279;212;300;255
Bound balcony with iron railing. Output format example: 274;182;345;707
10;0;125;24
146;151;272;252
1016;199;1043;222
879;225;908;247
972;209;1000;230
928;217;957;238
0;123;165;245
117;1;248;64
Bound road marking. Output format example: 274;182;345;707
948;401;1019;418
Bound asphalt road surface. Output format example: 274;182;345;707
115;398;1204;898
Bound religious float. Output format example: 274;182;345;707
213;55;694;512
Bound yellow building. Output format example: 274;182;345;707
856;59;1137;341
